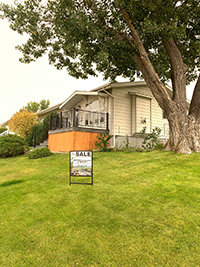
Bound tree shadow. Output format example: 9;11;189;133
0;179;24;187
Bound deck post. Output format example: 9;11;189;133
49;115;52;130
34;131;36;148
106;113;109;131
73;108;76;127
59;112;62;129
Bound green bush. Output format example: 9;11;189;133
141;127;162;150
28;147;53;159
0;127;7;134
95;132;113;152
154;142;164;151
0;135;29;158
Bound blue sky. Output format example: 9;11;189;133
0;0;197;124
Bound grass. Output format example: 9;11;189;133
0;151;200;266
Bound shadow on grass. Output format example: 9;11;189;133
0;179;24;187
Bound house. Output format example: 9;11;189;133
37;81;169;152
0;121;15;136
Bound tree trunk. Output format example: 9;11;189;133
121;9;200;155
164;74;200;155
164;111;200;155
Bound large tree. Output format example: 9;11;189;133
8;109;38;137
1;0;199;154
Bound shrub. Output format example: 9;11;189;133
0;127;7;134
95;132;113;152
141;127;162;150
122;134;130;150
28;147;53;159
154;142;164;151
0;135;29;158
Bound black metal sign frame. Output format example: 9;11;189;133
69;151;93;185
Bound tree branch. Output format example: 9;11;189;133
102;25;134;46
121;9;172;113
162;37;187;112
133;53;165;110
189;74;200;119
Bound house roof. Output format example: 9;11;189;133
38;82;145;116
59;91;108;110
37;81;190;117
91;81;148;91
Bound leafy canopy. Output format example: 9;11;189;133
0;0;199;83
20;99;50;112
8;109;38;137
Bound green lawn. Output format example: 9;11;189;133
0;151;200;266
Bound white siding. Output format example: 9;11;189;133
75;98;86;109
151;99;169;138
113;87;132;136
136;96;151;133
113;85;153;136
112;84;169;138
131;95;136;135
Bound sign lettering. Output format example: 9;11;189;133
69;151;93;185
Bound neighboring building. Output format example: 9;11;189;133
0;121;9;128
37;81;170;152
0;123;15;136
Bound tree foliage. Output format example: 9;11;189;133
1;0;200;154
20;99;50;112
0;0;198;82
8;110;38;137
39;99;50;111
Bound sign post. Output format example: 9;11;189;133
69;151;93;185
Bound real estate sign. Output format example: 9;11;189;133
69;151;93;185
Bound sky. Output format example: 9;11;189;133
0;0;197;125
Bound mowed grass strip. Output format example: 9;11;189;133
0;151;200;266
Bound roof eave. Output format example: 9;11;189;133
37;102;64;116
60;91;108;110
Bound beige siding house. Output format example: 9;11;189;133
94;81;169;148
37;81;169;152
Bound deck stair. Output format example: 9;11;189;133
34;139;48;149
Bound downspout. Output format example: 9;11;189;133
131;95;133;135
101;89;115;147
135;96;137;133
150;98;152;133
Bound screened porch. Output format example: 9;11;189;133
49;108;109;131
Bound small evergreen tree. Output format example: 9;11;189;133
95;133;113;152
